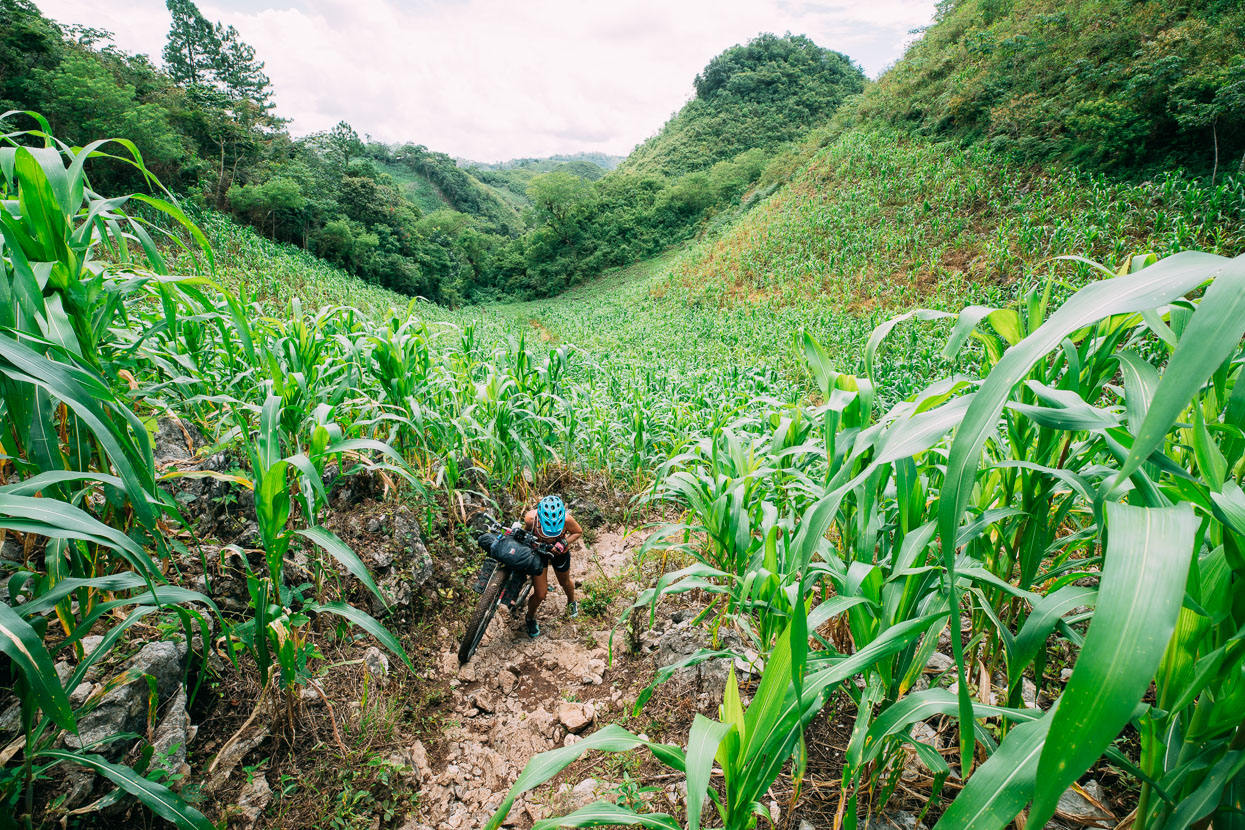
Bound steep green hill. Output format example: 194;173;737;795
852;0;1245;174
620;33;865;178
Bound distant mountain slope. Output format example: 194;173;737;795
463;152;623;171
370;143;523;234
619;33;865;178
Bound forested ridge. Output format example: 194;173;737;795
0;1;870;304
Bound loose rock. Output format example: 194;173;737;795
364;646;390;681
557;701;595;734
232;774;272;829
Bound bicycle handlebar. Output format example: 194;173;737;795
478;515;557;556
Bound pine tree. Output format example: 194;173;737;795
162;0;219;88
214;23;272;109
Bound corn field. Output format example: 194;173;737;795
486;261;1245;823
4;116;1245;829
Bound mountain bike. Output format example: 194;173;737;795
458;516;553;665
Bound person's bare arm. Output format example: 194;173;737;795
563;514;583;547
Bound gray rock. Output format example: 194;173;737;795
80;635;105;659
152;417;204;465
652;624;743;698
68;681;95;708
368;545;395;570
233;774;272;829
556;701;594;734
60;764;97;810
568;498;605;530
0;702;20;734
926;652;954;673
128;641;188;702
373;574;413;614
364;646;390;681
151;688;196;785
235;521;262;549
67;641;187;759
206;723;270;792
1054;780;1113;823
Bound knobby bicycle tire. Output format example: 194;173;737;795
459;569;505;664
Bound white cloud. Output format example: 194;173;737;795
34;0;935;161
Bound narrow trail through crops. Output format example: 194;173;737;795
407;528;641;829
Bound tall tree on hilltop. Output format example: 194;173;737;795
214;22;272;108
162;0;218;88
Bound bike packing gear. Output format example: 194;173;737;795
481;533;544;576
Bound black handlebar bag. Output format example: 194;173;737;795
476;532;545;576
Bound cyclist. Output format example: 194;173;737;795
523;495;583;637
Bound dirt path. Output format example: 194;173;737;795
405;529;640;829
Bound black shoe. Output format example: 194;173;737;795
566;601;579;619
525;616;541;638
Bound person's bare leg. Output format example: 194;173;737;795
528;569;548;618
554;569;575;604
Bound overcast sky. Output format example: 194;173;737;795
35;0;936;163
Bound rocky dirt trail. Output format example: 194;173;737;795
402;528;642;829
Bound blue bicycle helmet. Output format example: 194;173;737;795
537;495;566;537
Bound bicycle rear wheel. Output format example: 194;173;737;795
459;569;504;664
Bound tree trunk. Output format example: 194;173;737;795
1211;118;1219;185
215;138;227;208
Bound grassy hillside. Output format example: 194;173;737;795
497;129;1243;403
675;129;1244;310
852;0;1245;173
465;159;608;213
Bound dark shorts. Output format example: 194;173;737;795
549;549;571;574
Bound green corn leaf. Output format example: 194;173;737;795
1162;749;1245;830
940;305;997;360
1111;254;1245;489
296;527;386;605
0;336;157;526
685;714;731;830
37;750;215;830
861;688;1040;768
1008;585;1097;684
306;600;412;670
938;251;1231;772
0;602;76;731
1115;350;1159;437
532;802;680;829
0;494;158;580
1029;501;1197;825
932;714;1052;829
17;573;148;618
864;309;954;386
485;724;683;830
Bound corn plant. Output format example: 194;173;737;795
606;249;1245;827
0;112;221;829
